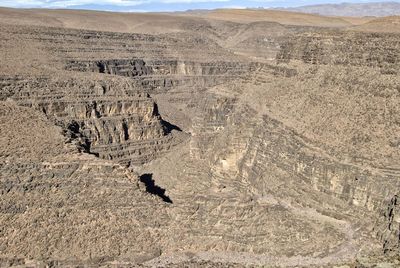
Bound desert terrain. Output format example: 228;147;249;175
0;5;399;267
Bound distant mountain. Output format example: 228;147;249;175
278;1;400;17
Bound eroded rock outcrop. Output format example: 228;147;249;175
66;58;263;94
0;102;170;265
377;194;400;256
2;75;187;166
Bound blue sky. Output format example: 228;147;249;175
0;0;398;12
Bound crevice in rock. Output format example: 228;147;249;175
122;120;130;140
96;61;106;73
63;120;99;157
139;173;173;204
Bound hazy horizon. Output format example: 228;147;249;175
0;0;399;12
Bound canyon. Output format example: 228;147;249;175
0;6;399;267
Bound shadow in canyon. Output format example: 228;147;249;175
161;119;182;134
139;173;173;204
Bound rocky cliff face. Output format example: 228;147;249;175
3;76;186;166
66;59;262;94
377;194;400;256
277;31;400;74
67;59;257;77
239;114;400;211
